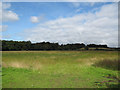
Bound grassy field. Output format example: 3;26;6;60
2;51;120;88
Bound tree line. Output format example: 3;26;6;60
0;40;109;51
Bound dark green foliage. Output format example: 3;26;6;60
1;40;110;51
2;40;31;51
87;44;108;48
1;40;86;51
84;46;89;50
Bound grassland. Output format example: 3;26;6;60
2;51;120;88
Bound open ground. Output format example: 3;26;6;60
2;51;120;88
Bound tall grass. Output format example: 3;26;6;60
93;59;120;71
2;51;118;70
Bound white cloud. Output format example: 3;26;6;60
0;25;8;39
0;2;19;22
0;2;19;34
72;2;97;8
24;3;118;47
3;0;120;2
30;15;44;23
0;25;8;32
72;2;81;7
2;2;11;9
30;16;39;23
2;10;19;22
0;3;1;39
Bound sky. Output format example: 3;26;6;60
0;2;118;47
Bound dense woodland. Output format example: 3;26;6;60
1;40;119;51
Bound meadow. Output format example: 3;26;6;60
2;51;120;88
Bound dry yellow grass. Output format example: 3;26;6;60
2;51;119;70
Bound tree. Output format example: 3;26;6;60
84;46;89;50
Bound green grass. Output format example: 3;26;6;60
2;51;120;88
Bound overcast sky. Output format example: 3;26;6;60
1;2;118;47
